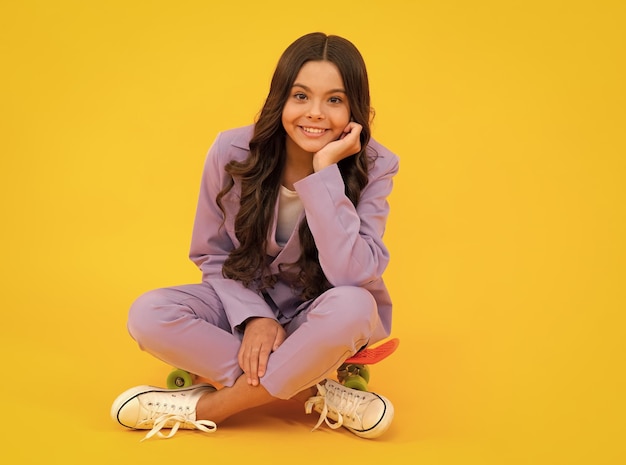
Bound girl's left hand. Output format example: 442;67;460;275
313;122;362;172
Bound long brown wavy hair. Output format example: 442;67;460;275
218;32;375;300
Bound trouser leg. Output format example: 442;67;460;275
127;283;244;387
262;286;381;399
127;283;382;401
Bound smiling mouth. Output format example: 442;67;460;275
300;126;327;134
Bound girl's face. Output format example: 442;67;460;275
282;60;351;159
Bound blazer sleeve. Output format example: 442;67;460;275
189;132;276;330
293;149;399;287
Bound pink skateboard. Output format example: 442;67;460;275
337;338;400;391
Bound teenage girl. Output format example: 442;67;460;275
111;32;399;440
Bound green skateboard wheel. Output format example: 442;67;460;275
344;374;369;391
167;369;193;389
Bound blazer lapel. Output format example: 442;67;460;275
267;209;305;274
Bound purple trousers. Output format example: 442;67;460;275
128;283;381;399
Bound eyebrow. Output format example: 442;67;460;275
292;83;346;94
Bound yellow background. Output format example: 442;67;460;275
1;1;624;463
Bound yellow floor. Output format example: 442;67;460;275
2;1;625;464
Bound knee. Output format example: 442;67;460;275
127;288;178;346
326;285;377;309
316;286;378;327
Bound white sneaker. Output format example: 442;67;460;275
305;379;394;439
111;384;217;441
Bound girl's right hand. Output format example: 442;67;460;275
238;317;286;387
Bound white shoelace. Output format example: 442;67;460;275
136;403;217;441
305;383;363;431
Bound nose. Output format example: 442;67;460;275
306;100;325;120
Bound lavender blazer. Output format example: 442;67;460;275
189;125;399;343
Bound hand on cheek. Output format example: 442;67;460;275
313;122;362;172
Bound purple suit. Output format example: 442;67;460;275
128;125;399;399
